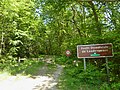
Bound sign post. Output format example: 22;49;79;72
83;58;86;71
77;43;113;79
106;57;110;83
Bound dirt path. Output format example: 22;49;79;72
50;64;63;90
0;64;63;90
33;64;63;90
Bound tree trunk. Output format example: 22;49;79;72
88;1;102;35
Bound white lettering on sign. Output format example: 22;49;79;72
82;50;86;53
81;47;90;50
91;46;109;49
81;49;109;53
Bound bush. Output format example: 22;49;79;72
55;56;68;65
0;56;44;75
111;82;120;90
77;64;104;85
59;62;107;90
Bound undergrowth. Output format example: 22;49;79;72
56;56;120;90
0;56;44;76
0;55;57;77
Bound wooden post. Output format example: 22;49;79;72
1;32;4;55
83;58;86;71
106;57;110;83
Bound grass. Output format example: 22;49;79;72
0;58;57;77
0;59;45;76
21;60;45;75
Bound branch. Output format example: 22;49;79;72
88;1;102;35
71;5;82;37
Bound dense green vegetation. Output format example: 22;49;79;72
0;57;44;75
56;56;120;90
0;0;120;89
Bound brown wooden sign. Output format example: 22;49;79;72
77;43;113;58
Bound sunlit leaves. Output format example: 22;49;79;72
9;40;23;46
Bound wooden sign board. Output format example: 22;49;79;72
77;43;113;58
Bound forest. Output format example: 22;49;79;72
0;0;120;90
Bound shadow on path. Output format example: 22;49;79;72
33;64;63;90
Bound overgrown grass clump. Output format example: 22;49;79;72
0;56;44;76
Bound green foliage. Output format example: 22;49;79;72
0;55;17;70
100;82;120;90
55;56;77;65
59;62;109;90
100;82;111;90
0;0;120;89
111;82;120;90
55;56;68;65
20;60;44;75
78;64;104;85
0;56;44;75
